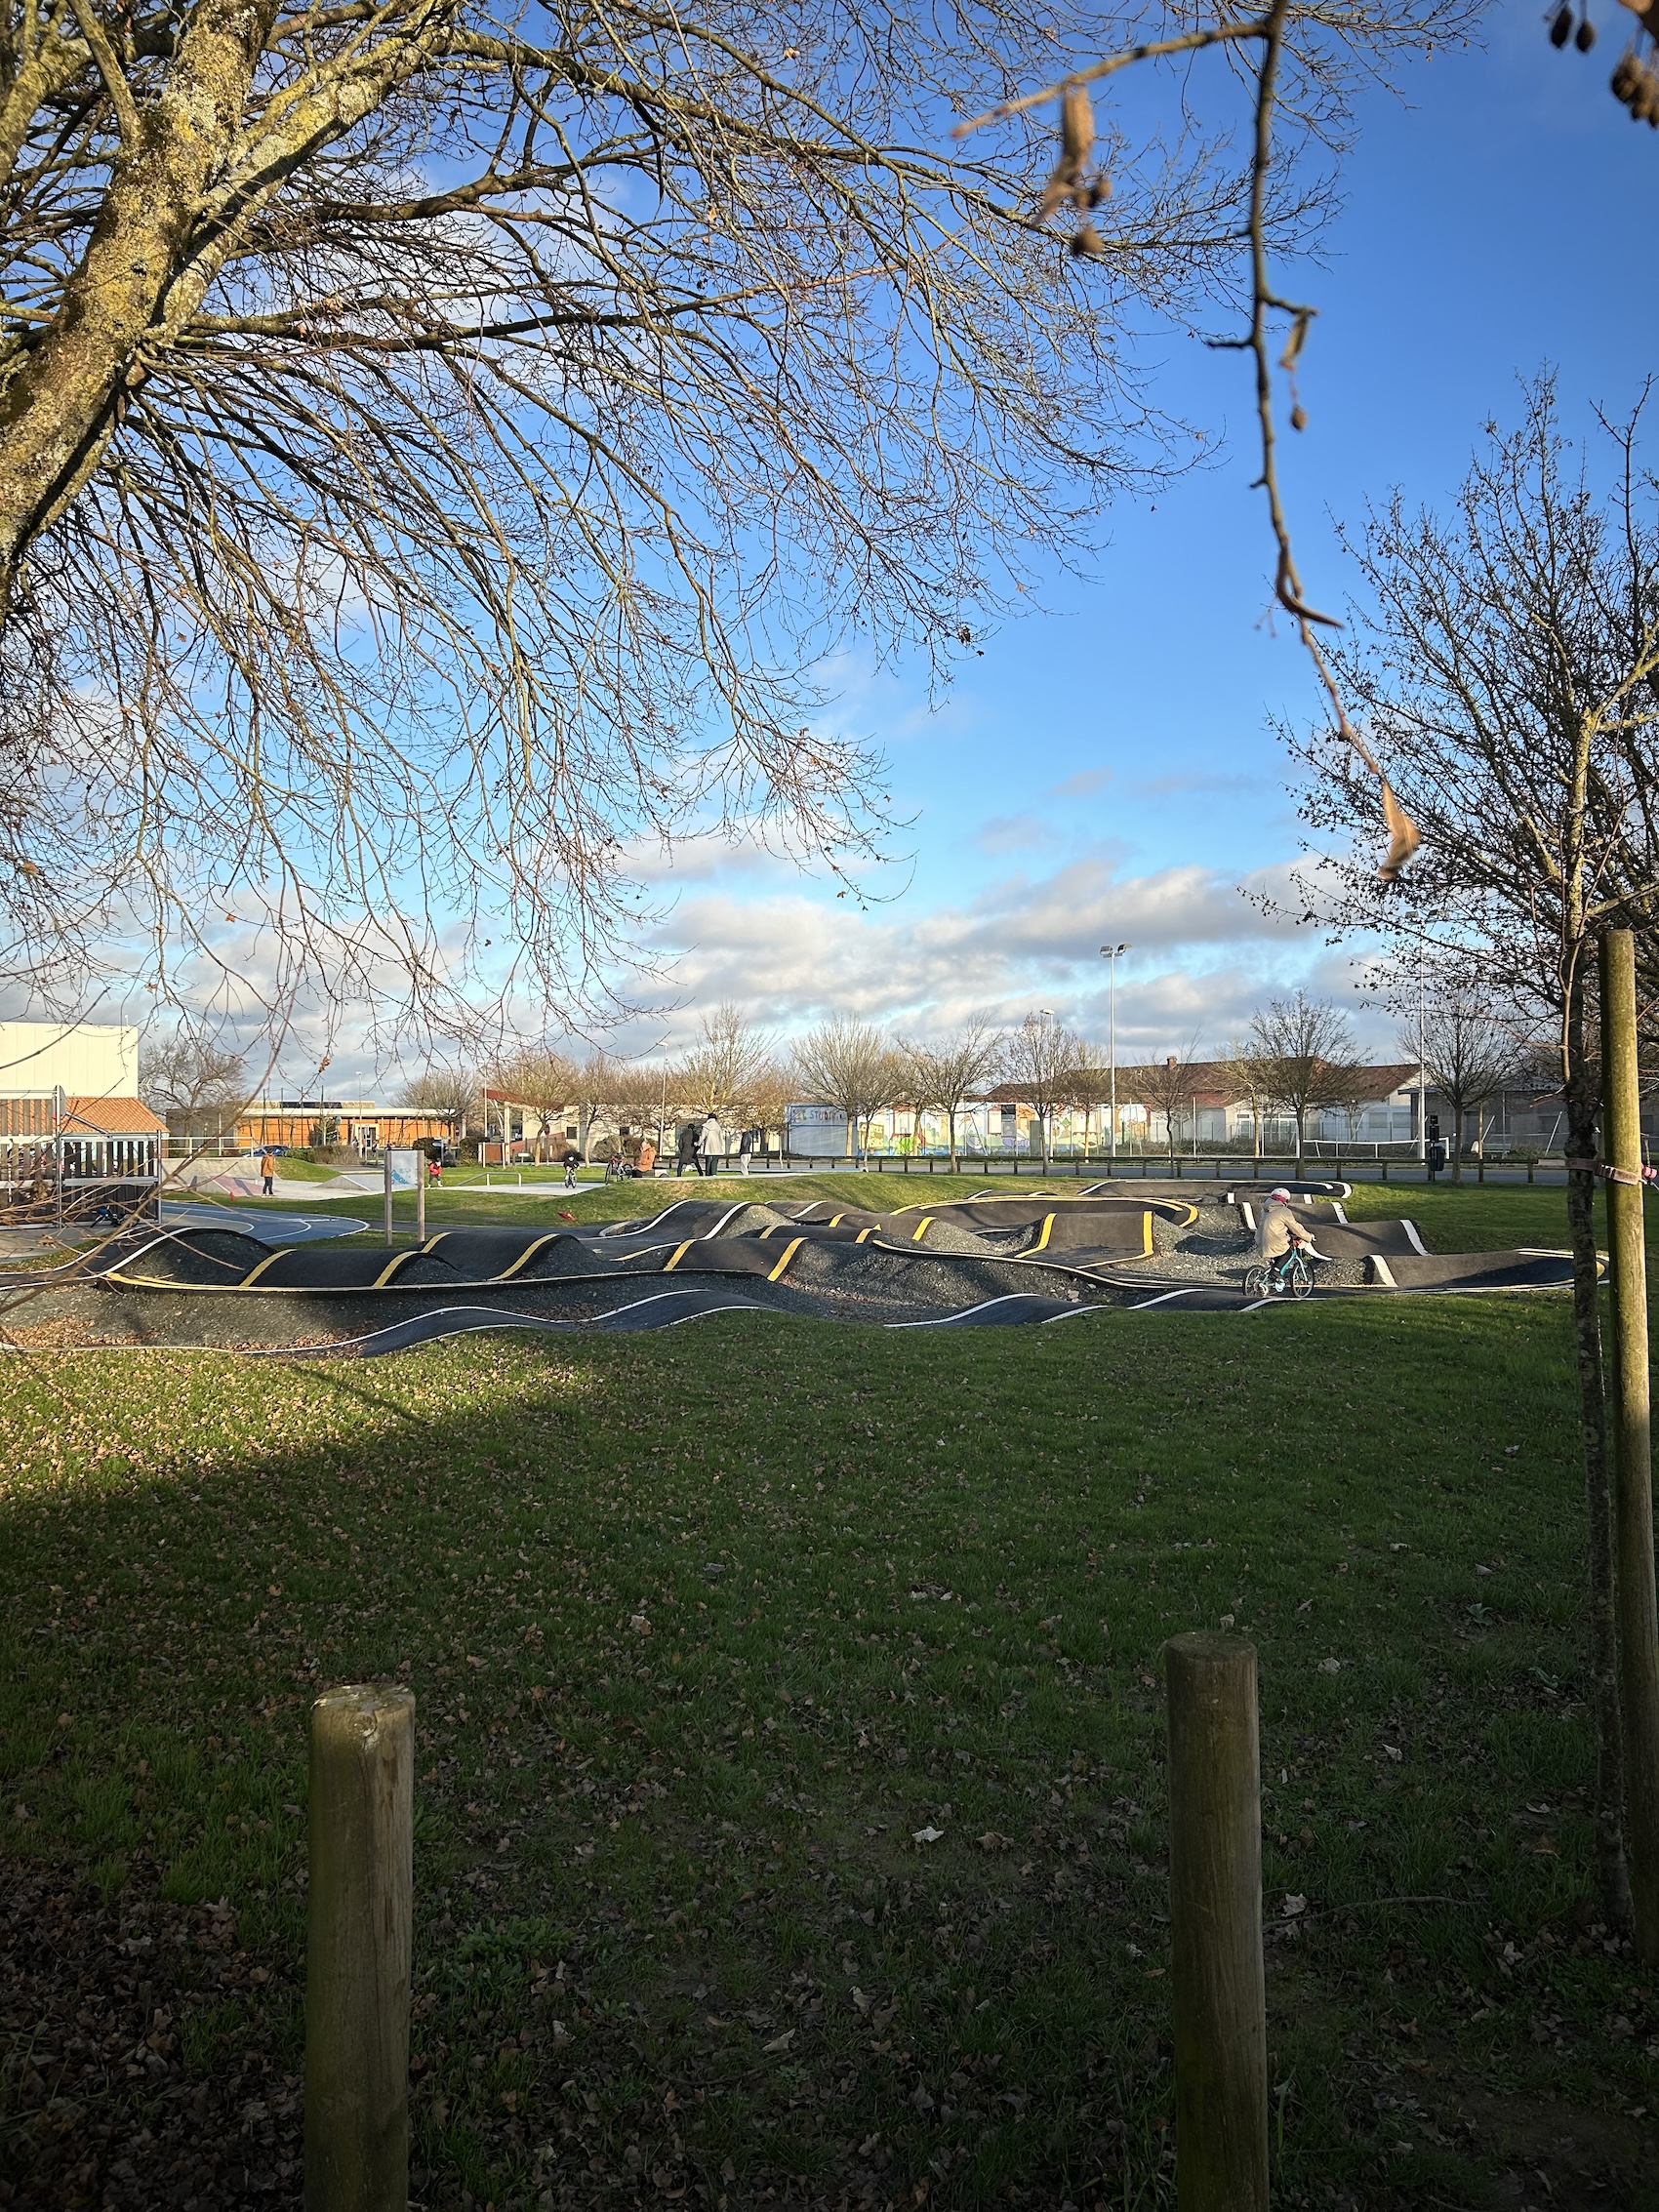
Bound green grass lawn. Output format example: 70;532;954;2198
2;1186;1655;2209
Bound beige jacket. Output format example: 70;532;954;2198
1255;1201;1309;1260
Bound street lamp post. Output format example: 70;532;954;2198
1100;944;1130;1162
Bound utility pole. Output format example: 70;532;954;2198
1100;944;1130;1161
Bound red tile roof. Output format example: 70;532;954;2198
0;1095;168;1139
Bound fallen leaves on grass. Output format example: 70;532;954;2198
0;1857;298;2209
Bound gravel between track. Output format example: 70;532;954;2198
0;1188;1392;1347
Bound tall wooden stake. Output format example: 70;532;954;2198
1599;928;1659;1961
1165;1632;1269;2212
306;1684;415;2212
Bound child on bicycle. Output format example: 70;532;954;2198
1256;1188;1316;1270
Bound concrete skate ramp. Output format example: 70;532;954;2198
253;1289;781;1356
53;1186;1590;1335
257;1287;1126;1357
1367;1250;1580;1291
913;1193;1198;1231
1223;1181;1352;1202
1300;1219;1426;1263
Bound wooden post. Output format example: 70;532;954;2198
1599;929;1659;1962
382;1154;393;1248
306;1684;415;2212
1164;1633;1269;2212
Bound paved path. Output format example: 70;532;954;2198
159;1201;369;1243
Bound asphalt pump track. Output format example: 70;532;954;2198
0;1184;1589;1356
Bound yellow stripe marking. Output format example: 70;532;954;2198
240;1249;288;1287
1142;1212;1154;1257
664;1240;693;1272
856;1227;873;1243
494;1233;565;1282
828;1213;844;1227
910;1217;933;1242
373;1249;420;1289
756;1223;779;1238
767;1236;804;1282
1031;1214;1055;1253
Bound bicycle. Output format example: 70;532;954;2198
1242;1245;1315;1301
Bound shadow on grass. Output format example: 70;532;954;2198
0;1304;1654;2208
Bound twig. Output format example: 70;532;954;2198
960;0;1421;882
950;18;1270;139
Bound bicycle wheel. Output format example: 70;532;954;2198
1288;1254;1315;1299
1241;1264;1271;1300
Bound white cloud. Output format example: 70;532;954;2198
1051;767;1113;798
975;813;1061;857
644;848;1365;1051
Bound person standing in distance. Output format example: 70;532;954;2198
698;1111;722;1178
260;1147;277;1197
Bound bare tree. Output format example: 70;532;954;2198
571;1053;624;1163
1002;1013;1087;1172
792;1018;899;1165
0;0;1329;1031
608;1057;672;1155
721;1060;789;1157
1396;977;1513;1182
1067;1052;1117;1161
139;1026;246;1138
486;1050;577;1161
398;1066;481;1144
676;1007;774;1122
1220;1037;1275;1160
1127;1044;1207;1169
900;1017;1004;1173
1248;993;1361;1166
1285;380;1659;1929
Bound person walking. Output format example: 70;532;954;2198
562;1144;581;1191
676;1121;699;1177
259;1148;277;1197
698;1111;722;1178
738;1127;753;1176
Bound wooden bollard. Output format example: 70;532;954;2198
1165;1633;1269;2212
305;1684;415;2212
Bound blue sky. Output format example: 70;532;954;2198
606;7;1659;1074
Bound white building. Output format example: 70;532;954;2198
0;1021;164;1181
0;1020;139;1099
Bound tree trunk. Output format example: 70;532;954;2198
1599;927;1659;1960
1452;1103;1464;1183
1566;1073;1634;1932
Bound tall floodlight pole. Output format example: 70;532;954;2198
1100;945;1130;1160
